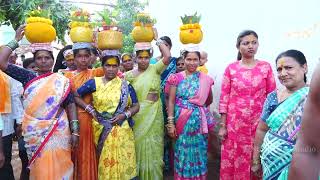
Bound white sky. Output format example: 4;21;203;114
146;0;320;109
147;0;320;78
2;0;319;109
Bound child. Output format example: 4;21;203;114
197;51;208;74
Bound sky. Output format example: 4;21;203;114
1;0;319;108
147;0;320;78
146;0;320;108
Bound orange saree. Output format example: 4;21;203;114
64;68;103;180
23;73;73;180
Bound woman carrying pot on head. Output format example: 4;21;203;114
0;25;79;180
218;30;276;179
74;51;139;180
63;42;105;180
166;45;215;180
252;50;309;180
124;35;171;179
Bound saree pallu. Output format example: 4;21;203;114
125;61;166;180
261;87;309;180
64;69;103;180
160;57;177;172
22;73;73;180
92;77;137;180
169;72;215;180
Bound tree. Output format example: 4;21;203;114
112;0;148;53
0;0;73;44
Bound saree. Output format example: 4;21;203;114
22;73;74;180
64;68;103;180
261;87;309;180
167;71;215;180
125;60;166;180
90;77;137;180
160;57;177;171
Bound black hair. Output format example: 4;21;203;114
53;45;72;72
91;47;100;56
33;50;54;61
160;36;172;48
73;48;91;57
101;55;120;66
276;49;307;83
23;58;35;69
182;51;201;60
176;56;183;64
236;30;258;60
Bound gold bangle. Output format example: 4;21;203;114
219;122;226;127
253;159;260;165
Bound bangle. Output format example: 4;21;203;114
156;39;163;46
85;104;94;112
70;120;79;132
72;133;80;137
124;110;132;119
5;39;19;51
253;159;260;165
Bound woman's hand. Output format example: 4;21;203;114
71;134;79;150
15;24;26;42
153;27;158;41
218;126;227;141
251;160;262;177
110;114;126;126
167;126;177;139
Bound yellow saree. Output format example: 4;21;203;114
92;77;137;180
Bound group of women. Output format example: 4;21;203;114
0;23;319;180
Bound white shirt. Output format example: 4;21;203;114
0;115;3;131
1;77;24;137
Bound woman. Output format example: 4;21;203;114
252;50;309;180
176;56;185;73
166;47;215;179
64;42;104;180
0;26;79;180
74;53;139;179
53;45;72;72
218;30;276;179
125;40;171;179
289;62;320;180
121;53;134;72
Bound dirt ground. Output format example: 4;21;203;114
11;133;221;180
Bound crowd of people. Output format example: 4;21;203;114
0;24;319;180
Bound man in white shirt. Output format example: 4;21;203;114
0;76;24;180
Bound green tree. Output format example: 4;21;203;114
0;0;73;44
112;0;148;53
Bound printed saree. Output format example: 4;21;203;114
22;73;74;180
125;60;166;180
64;68;103;180
167;71;215;180
89;77;137;180
261;87;309;180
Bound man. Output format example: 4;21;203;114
0;75;24;180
